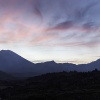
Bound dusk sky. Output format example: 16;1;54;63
0;0;100;64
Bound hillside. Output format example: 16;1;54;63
1;70;100;100
0;71;14;80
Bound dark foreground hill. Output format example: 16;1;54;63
1;70;100;100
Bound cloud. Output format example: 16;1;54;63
74;2;97;20
0;0;100;64
46;21;74;31
30;32;59;45
0;0;100;49
32;0;43;21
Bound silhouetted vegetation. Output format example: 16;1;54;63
1;70;100;100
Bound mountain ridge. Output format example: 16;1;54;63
0;50;100;77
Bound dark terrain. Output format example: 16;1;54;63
0;70;100;100
0;50;100;99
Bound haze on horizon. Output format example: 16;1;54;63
0;0;100;64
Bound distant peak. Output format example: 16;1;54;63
0;50;19;56
45;60;56;64
0;50;11;52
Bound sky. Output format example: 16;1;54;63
0;0;100;64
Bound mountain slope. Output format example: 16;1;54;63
0;50;77;76
0;70;14;80
0;50;100;77
77;59;100;72
0;50;35;73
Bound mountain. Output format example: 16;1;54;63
36;61;76;73
0;50;100;77
27;58;100;73
0;50;36;72
0;70;14;80
0;50;77;77
77;59;100;72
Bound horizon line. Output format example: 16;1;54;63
0;49;99;65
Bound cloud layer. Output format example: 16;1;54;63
0;0;100;63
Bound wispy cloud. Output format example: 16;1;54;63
0;0;100;63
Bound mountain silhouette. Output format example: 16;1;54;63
0;50;36;75
0;70;14;80
0;50;76;76
0;50;100;77
77;59;100;72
